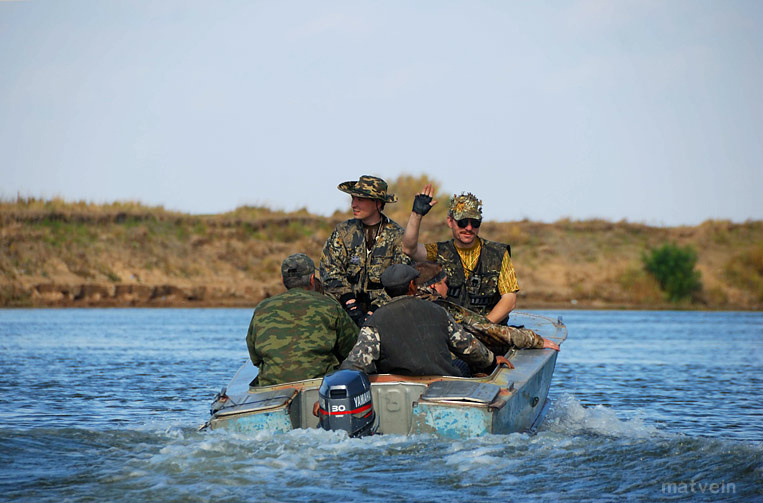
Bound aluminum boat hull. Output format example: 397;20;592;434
204;312;566;438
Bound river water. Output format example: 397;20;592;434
0;309;761;502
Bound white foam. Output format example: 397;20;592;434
542;393;663;439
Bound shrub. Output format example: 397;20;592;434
642;243;702;302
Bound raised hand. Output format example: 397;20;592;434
412;184;438;216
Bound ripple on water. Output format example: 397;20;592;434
1;408;761;503
2;309;762;502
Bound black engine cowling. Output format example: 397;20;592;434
317;370;377;437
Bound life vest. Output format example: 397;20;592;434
434;238;510;318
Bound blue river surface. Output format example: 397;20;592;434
0;308;761;502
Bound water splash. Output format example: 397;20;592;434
542;393;663;439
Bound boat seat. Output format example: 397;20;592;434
420;380;502;405
214;388;299;417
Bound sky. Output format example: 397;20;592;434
1;0;761;226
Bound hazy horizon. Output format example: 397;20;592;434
2;1;761;226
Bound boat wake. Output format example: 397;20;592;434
541;393;663;439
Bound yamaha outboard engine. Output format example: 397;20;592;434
318;370;377;437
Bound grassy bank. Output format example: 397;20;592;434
2;193;762;310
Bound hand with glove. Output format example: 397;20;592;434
340;293;368;327
412;184;438;216
402;183;439;262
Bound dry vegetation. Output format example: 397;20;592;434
2;179;762;310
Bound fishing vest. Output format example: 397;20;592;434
366;296;461;376
435;238;510;318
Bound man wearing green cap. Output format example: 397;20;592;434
246;253;359;386
320;175;412;326
402;184;519;324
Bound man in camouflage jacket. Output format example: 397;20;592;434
247;253;359;387
320;175;411;325
340;264;500;377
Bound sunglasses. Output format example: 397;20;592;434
456;218;481;229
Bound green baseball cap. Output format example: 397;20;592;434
281;253;315;279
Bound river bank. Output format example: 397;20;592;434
2;198;762;310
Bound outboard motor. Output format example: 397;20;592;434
317;370;377;437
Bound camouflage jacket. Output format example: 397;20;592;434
246;288;359;386
340;296;494;375
415;289;544;349
320;214;411;308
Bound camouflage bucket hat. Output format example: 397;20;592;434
448;192;483;220
281;253;315;279
337;175;398;203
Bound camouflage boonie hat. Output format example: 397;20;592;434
448;192;482;220
281;253;315;279
338;175;398;203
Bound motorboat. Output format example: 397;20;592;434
202;311;567;439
